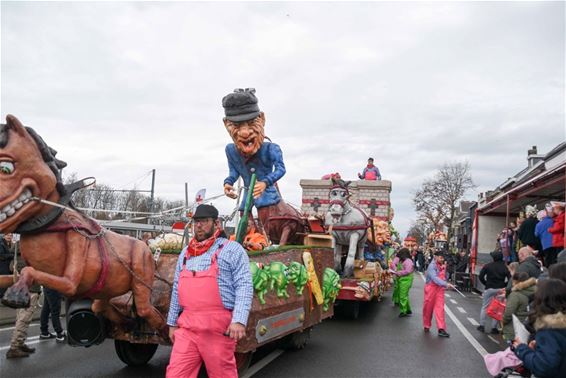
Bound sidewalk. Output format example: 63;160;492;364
0;303;65;326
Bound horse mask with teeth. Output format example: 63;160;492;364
0;115;66;233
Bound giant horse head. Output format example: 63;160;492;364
0;115;67;233
327;177;352;224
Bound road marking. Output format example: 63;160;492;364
445;293;451;298
488;335;501;345
241;349;285;378
0;336;41;351
467;317;479;326
0;323;39;333
419;273;488;357
457;307;467;314
450;299;458;304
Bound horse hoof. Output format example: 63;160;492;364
1;287;30;309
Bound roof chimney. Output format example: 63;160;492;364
527;145;544;168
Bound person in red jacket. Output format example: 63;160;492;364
548;201;565;250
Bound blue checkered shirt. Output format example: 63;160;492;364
166;238;253;327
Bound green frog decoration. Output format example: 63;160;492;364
249;262;270;305
322;268;341;311
266;261;289;299
287;261;308;295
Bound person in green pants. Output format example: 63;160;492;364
389;249;401;306
391;248;414;317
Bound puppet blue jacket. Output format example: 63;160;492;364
224;142;285;210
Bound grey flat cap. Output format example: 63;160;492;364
222;88;260;122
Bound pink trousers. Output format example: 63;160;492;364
167;325;237;378
422;283;446;330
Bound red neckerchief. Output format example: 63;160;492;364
367;163;375;168
187;228;222;257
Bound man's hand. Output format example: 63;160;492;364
446;283;455;290
528;340;536;350
253;181;267;199
226;322;246;341
224;184;238;199
168;326;178;343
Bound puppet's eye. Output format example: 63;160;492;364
0;161;14;175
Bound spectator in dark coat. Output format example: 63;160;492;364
513;279;566;378
518;205;541;251
517;247;542;279
477;251;510;334
454;250;469;273
549;262;566;283
0;234;15;298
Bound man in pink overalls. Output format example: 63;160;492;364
166;204;253;378
423;251;455;338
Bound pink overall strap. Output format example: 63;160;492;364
182;240;228;269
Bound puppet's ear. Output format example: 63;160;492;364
6;114;27;136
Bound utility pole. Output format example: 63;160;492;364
148;169;156;224
184;182;189;210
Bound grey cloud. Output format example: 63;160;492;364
2;2;564;236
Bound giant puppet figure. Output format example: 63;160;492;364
0;115;165;332
222;88;305;245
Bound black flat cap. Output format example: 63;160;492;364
193;204;219;219
222;88;260;122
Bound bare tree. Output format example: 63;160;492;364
63;172;185;224
407;220;432;246
413;162;475;241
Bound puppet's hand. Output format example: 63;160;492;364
224;184;238;199
253;181;267;198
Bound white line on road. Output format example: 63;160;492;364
457;307;467;314
449;299;458;304
0;323;39;333
445;293;451;298
0;336;41;351
488;335;501;345
467;317;479;326
241;349;285;378
418;273;488;357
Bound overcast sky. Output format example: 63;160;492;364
1;1;564;236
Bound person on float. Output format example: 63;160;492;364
423;251;455;337
357;157;382;180
390;248;414;317
548;201;565;255
166;204;253;378
229;216;268;251
222;88;285;221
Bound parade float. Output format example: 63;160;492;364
300;176;394;318
426;229;449;255
0;107;341;373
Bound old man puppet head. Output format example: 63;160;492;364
222;88;266;158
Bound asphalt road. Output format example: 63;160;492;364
0;273;500;378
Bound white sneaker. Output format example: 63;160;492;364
55;331;66;343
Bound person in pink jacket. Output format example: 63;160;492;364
423;251;455;337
